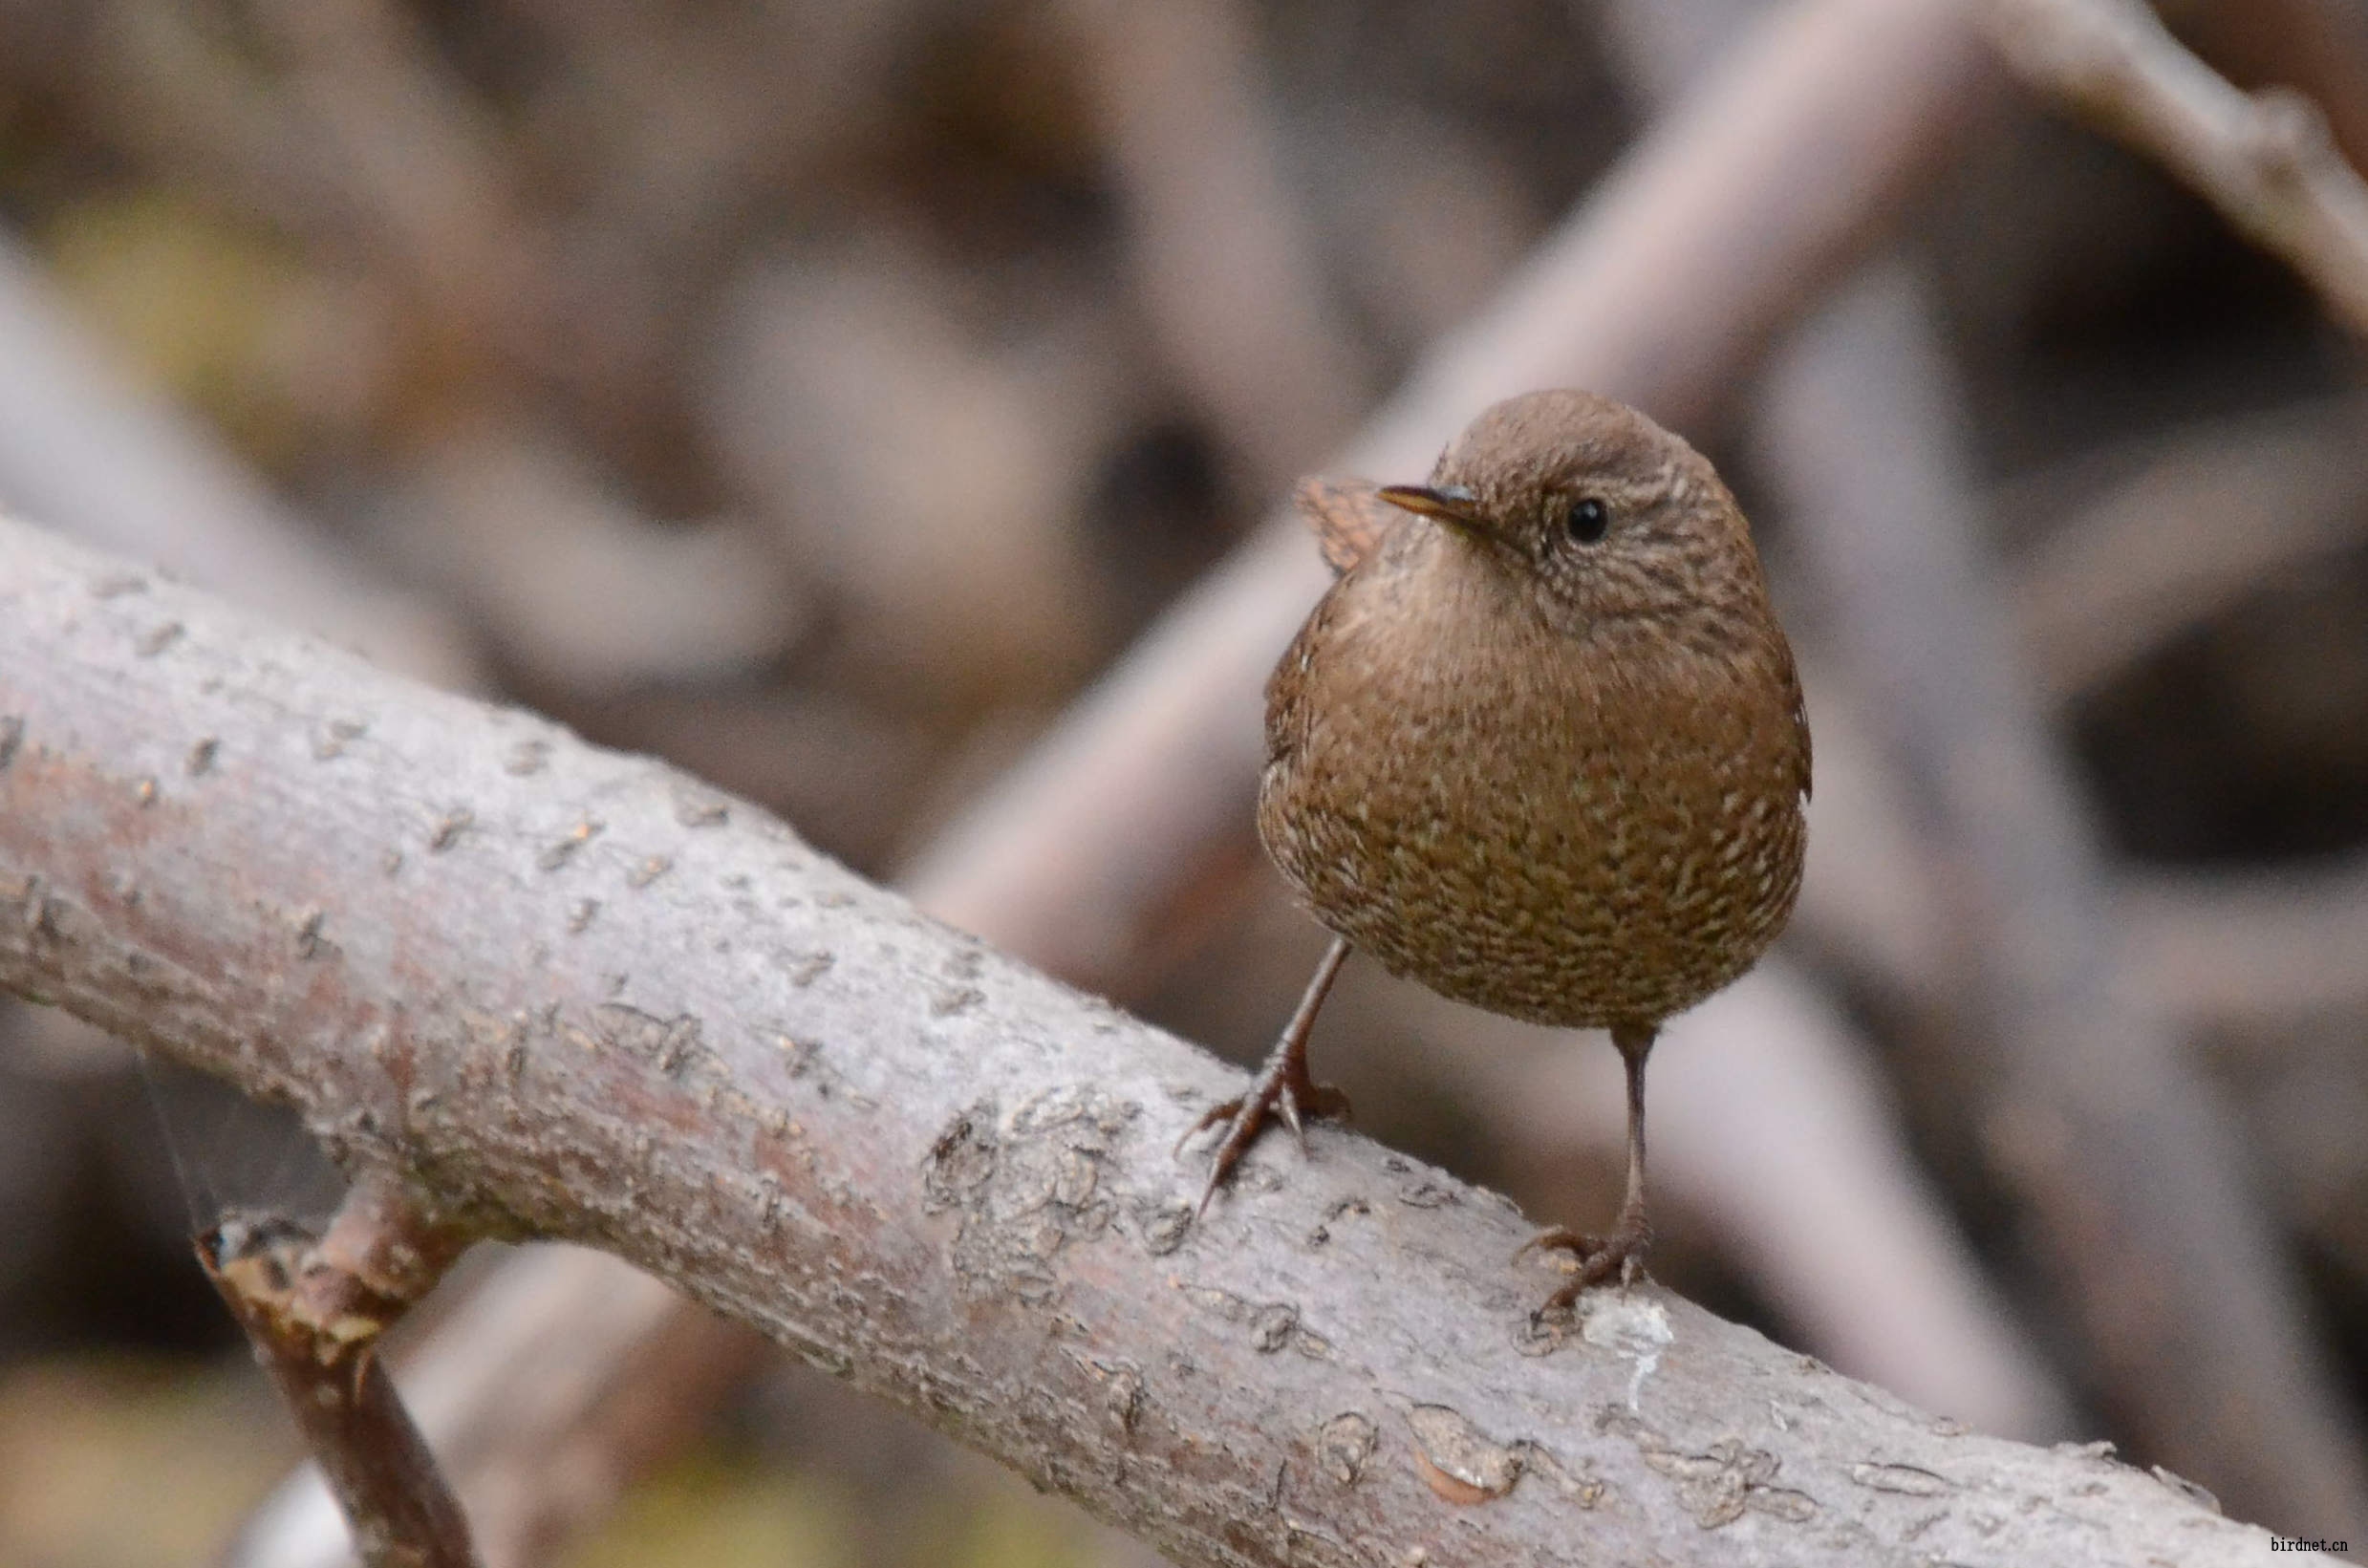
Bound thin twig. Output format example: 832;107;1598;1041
229;1248;763;1568
199;1173;478;1568
2170;0;2368;181
1986;0;2368;334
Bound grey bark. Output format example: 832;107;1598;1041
0;516;2292;1562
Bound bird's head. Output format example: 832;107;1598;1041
1379;389;1768;635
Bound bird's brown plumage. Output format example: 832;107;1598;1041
1186;389;1810;1307
1261;390;1808;1031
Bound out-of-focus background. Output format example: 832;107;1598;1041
3;0;2367;1562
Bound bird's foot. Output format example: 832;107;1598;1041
1518;1216;1653;1317
1177;1055;1350;1217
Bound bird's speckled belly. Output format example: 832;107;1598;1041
1259;679;1805;1030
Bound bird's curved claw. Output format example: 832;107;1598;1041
1519;1216;1652;1319
1178;1064;1350;1217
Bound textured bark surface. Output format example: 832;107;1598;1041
0;515;2282;1563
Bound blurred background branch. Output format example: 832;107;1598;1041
5;0;2368;1562
1988;0;2368;333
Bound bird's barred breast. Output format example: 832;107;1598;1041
1258;607;1807;1029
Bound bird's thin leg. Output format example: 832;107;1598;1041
1521;1020;1658;1313
1179;936;1353;1215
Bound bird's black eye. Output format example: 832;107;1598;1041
1566;497;1610;545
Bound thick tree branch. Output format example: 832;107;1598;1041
0;516;2280;1562
239;4;2022;1552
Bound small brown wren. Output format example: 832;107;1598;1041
1182;388;1811;1314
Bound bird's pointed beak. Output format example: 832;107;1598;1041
1377;483;1482;533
